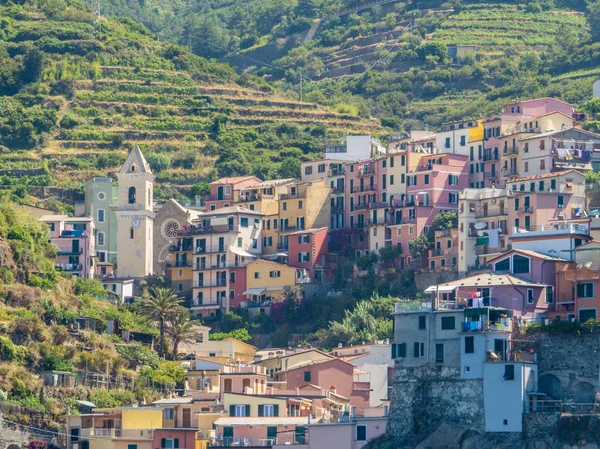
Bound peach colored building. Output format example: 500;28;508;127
213;416;308;446
428;228;458;272
204;176;262;211
306;417;388;449
220;364;268;400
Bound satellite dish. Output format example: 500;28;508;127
474;222;488;230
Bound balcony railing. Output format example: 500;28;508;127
90;428;153;439
503;146;519;155
328;168;346;177
195;246;227;254
483;153;499;162
461;319;512;332
474;209;506;218
483;171;498;179
386;217;415;226
518;206;534;214
279;191;307;200
331;204;345;213
59;230;88;238
358;167;375;176
170;244;194;252
351;185;377;193
430;249;446;257
56;263;82;271
512;223;589;236
191;298;223;308
195;280;227;288
281;225;304;233
277;243;289;250
354;201;388;211
178;225;238;236
57;249;83;255
367;218;387;226
209;435;307;447
166;261;192;268
502;167;519;176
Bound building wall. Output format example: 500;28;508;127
223;393;287;417
85;177;118;263
121;408;163;429
152;428;198;449
246;260;297;292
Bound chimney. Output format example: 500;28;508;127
432;286;439;310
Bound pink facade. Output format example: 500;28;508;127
307;418;388;449
42;216;95;279
429;229;458;271
502;98;574;119
204;176;262;211
345;158;387;229
214;421;305;446
152;429;197;448
276;359;370;414
228;266;247;308
220;366;268;400
288;228;329;274
506;192;581;233
482;117;502;188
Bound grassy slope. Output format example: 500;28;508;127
0;0;380;206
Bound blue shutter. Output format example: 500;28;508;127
273;404;279;417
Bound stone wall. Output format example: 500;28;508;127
388;366;484;445
414;270;461;292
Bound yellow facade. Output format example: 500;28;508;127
245;260;297;296
223;393;287;417
469;119;485;143
122;408;163;429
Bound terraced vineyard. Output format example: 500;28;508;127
429;5;586;49
0;0;380;205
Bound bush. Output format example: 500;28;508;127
91;389;136;408
146;153;171;173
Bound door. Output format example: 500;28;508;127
218;237;225;252
524;216;531;229
182;408;191;428
217;186;224;200
295;427;306;444
267;426;277;443
223;427;233;444
494;339;506;360
72;239;80;253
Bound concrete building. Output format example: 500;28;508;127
80;177;118;264
243;259;299;312
204;176;262;211
307;416;388;449
287;227;332;283
300;160;346;230
41;215;96;279
435;119;482;157
115;146;155;278
101;278;134;303
429;228;458;272
325;135;386;162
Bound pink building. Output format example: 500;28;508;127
501;97;575;120
482;116;503;188
220;364;268;400
307;417;388;449
274;358;371;415
287;227;334;283
213;417;308;446
345;159;386;231
228;266;247;308
40;215;95;279
204;176;262;211
428;228;458;272
152;429;198;449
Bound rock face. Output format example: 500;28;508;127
0;414;31;449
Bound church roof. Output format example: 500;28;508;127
119;145;152;174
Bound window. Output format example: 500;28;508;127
70;428;80;442
524;162;528;173
577;283;594;298
424;174;430;185
494;258;510;272
304;371;311;382
230;404;250;417
513;255;530;274
390;157;394;167
224;378;232;392
254;272;261;279
441;316;455;330
128;187;136;204
435;343;444;363
540;159;545;170
230;272;236;283
449;193;458;204
465;336;474;354
298;235;310;244
298;200;303;209
98;209;105;223
304;166;313;175
413;342;425;358
449;175;458;186
298;252;310;263
539;181;544;191
551;179;556;190
504;365;515;381
527;289;534;304
97;232;105;246
545;286;554;304
356;425;367;442
392;342;406;358
128;445;138;449
390;175;395;185
579;309;597;323
318;164;326;173
282;202;287;211
445;137;451;148
240;217;249;228
460;135;466;146
270;270;281;278
259;404;279;417
130;228;134;239
264;236;273;247
401;174;405;184
558;195;564;208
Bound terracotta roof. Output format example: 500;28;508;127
210;176;261;185
429;272;547;289
198;205;264;216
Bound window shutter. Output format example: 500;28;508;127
229;405;235;416
577;284;584;298
413;342;419;358
258;404;264;417
161;439;166;448
273;404;279;416
399;343;406;358
174;439;179;449
391;344;397;359
245;404;251;416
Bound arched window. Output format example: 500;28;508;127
128;186;136;204
224;378;232;393
242;378;251;392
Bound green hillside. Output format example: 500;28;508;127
0;0;379;208
94;0;600;130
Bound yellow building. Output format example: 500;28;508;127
224;392;287;417
67;407;163;449
243;259;299;306
277;179;331;251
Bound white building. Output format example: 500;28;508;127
325;135;386;162
101;278;134;303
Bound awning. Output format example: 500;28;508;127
230;248;259;258
265;286;285;291
566;181;573;188
475;237;489;247
424;285;457;293
243;288;265;295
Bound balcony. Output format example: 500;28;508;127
191;298;223;309
512;223;590;238
195;245;228;254
483;153;499;162
331;204;345;213
354;201;388;211
281;225;304;233
332;185;345;194
89;428;153;439
503;146;519;155
518;206;534;214
502;167;519;176
483;171;498;180
57;249;83;255
279;191;307;200
56;263;82;272
170;244;194;252
461;318;512;333
328;168;346;177
277;243;289;251
474;209;506;218
386;217;415;226
358;166;375;176
209;435;307;447
565;267;600;281
238;193;260;202
367;218;387;226
59;230;88;238
195;280;227;288
351;185;377;193
430;249;447;258
178;225;238;236
166;261;192;268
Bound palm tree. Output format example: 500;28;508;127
167;312;205;360
138;287;185;356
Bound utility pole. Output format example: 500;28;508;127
300;70;303;102
93;0;101;36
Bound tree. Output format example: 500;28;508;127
190;181;211;197
167;312;205;360
589;0;600;42
409;234;429;260
146;153;171;173
427;211;457;242
137;287;185;357
278;158;301;178
21;47;45;84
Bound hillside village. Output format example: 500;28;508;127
4;94;600;449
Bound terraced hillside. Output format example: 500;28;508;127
0;0;380;207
